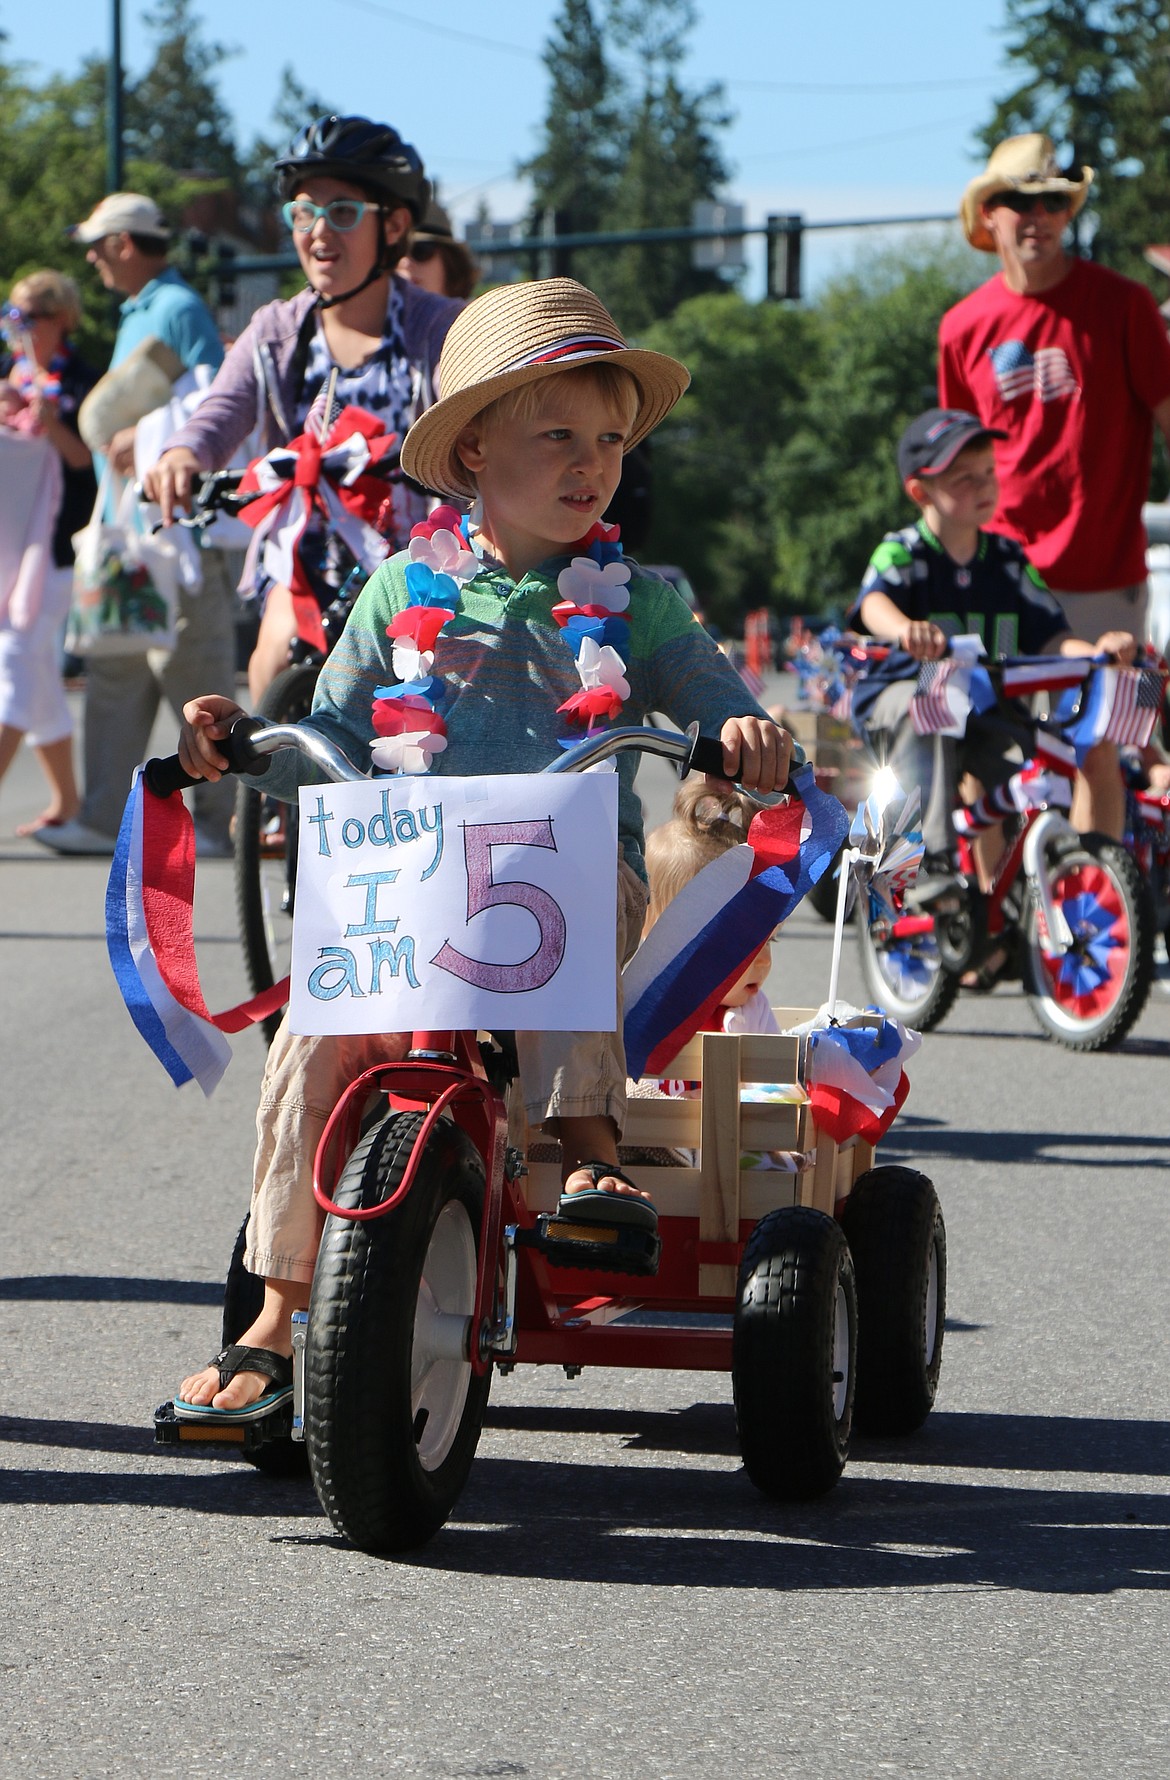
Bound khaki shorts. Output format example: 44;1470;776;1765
244;859;649;1282
1048;583;1148;648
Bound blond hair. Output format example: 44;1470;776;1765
645;779;756;929
456;360;641;487
8;269;83;333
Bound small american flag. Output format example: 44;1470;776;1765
910;658;961;735
987;341;1079;404
1065;665;1166;759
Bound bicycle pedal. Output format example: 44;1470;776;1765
153;1398;293;1453
520;1213;661;1278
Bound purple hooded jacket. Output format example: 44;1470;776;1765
165;279;464;468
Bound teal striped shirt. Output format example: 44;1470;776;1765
259;549;768;882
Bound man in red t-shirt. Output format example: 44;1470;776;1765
939;133;1170;662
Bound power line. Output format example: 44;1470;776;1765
329;0;540;59
739;114;983;162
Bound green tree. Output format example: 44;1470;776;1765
242;63;337;215
978;0;1170;277
520;0;622;293
635;240;985;626
126;0;240;180
521;0;731;328
638;292;816;624
602;0;731;329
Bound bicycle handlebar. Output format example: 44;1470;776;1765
142;717;807;802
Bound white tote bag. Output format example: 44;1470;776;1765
67;466;180;656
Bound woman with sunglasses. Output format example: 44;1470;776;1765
144;116;464;701
398;199;479;302
0;271;98;835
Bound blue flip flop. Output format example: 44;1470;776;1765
559;1161;658;1233
172;1343;293;1424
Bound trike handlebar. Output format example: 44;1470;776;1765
142;718;808;803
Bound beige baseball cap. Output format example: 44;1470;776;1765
71;193;173;244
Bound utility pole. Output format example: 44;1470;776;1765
107;0;124;192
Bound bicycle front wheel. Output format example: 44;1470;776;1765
234;661;319;1043
1023;832;1153;1051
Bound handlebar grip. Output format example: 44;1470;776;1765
143;753;202;797
685;730;808;780
142;716;272;800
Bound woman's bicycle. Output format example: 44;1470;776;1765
856;655;1161;1050
150;719;945;1555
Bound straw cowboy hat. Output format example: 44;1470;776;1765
960;133;1094;252
401;277;690;499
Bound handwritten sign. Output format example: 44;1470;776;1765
288;772;620;1037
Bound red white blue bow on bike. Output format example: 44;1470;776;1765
238;406;399;654
805;1009;922;1145
622;764;850;1079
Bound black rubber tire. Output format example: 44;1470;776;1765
805;844;845;923
304;1109;491;1553
234;661;320;1044
840;1166;946;1436
855;888;961;1031
733;1206;857;1499
1022;831;1153;1051
221;1216;308;1479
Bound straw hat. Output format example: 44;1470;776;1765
401;277;690;499
960;133;1093;252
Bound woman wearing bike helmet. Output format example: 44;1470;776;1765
144;116;464;700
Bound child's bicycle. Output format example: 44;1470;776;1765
856;655;1160;1050
150;721;945;1556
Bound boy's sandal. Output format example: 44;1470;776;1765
961;945;1011;995
559;1161;658;1232
172;1343;293;1424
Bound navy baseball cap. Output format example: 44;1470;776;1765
898;408;1006;482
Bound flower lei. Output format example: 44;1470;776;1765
369;508;634;774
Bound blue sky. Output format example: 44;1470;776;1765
2;0;1016;293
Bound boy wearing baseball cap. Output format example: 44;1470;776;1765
847;407;1135;908
169;277;793;1427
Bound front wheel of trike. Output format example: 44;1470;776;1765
304;1109;491;1554
732;1206;856;1499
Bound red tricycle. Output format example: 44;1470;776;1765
154;721;945;1555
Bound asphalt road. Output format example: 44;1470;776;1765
1;698;1168;1778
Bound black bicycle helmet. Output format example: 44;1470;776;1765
275;115;431;222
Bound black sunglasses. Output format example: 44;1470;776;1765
407;240;441;264
987;191;1073;216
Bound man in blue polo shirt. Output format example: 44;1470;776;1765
38;193;232;856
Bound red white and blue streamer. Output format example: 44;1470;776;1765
106;772;288;1095
622;763;850;1079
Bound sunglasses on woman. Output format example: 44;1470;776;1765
282;198;371;234
407;240;441;263
987;191;1073;216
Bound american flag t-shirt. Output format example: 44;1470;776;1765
987;340;1080;405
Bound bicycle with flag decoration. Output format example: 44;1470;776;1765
856;647;1165;1049
171;395;409;1042
124;714;943;1555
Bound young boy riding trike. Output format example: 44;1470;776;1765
147;280;941;1552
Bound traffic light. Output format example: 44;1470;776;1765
766;214;803;302
214;241;237;310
